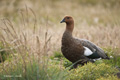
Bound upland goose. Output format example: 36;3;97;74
60;16;109;68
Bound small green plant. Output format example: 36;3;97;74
68;63;119;80
103;56;120;68
96;75;118;80
103;47;120;68
50;51;64;60
0;42;9;63
50;51;73;68
63;58;72;68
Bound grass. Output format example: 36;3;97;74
0;0;120;80
0;57;68;80
68;63;118;80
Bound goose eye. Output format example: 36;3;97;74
67;17;70;19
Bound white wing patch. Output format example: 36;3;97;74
84;46;93;56
93;58;102;61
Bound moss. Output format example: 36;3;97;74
50;51;64;60
68;63;119;80
103;47;120;67
50;51;72;68
63;58;72;68
96;75;118;80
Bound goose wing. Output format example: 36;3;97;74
76;39;109;59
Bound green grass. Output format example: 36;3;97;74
0;49;120;80
51;51;120;80
68;63;118;80
0;57;68;80
103;48;120;68
0;42;11;63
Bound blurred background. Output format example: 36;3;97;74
0;0;120;57
0;0;120;24
0;0;120;80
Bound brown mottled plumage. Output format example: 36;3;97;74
60;16;109;68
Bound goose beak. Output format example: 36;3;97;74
60;18;65;23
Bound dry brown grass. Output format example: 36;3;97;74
0;0;120;57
